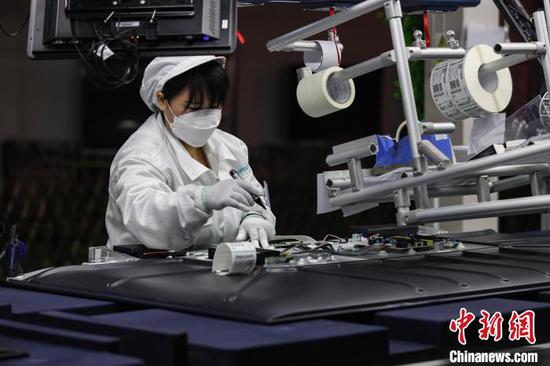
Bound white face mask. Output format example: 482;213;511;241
165;104;222;147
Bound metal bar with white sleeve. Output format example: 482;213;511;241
329;142;550;206
328;48;465;86
266;0;387;52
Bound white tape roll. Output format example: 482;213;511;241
430;44;513;122
296;66;356;118
212;242;256;275
303;40;340;72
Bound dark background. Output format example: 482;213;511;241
0;0;544;271
0;2;406;270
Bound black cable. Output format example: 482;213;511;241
0;14;29;37
88;21;139;88
71;18;139;90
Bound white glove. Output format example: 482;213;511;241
202;180;263;212
235;214;276;248
249;203;276;226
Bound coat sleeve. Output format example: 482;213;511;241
110;154;212;250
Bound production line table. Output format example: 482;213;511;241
4;230;550;365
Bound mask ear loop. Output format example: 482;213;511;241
164;102;178;127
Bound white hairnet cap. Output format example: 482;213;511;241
140;56;226;112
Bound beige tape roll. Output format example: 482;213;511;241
430;44;513;121
296;66;356;118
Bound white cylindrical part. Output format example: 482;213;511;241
212;242;257;275
430;44;513;122
303;41;341;72
296;66;356;118
281;41;321;52
410;47;466;59
420;122;456;134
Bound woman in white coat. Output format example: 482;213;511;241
105;56;276;250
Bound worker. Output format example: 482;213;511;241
105;56;276;250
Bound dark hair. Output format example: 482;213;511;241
162;60;229;110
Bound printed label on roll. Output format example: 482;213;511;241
212;242;257;275
431;61;469;121
430;44;513;122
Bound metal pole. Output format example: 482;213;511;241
329;142;550;206
386;0;430;208
281;41;321;52
266;0;387;52
394;189;410;226
491;175;530;192
328;48;465;85
479;54;539;76
473;164;550;177
542;177;550;230
477;176;491;202
348;159;364;191
428;185;478;197
544;0;550;41
534;11;550;96
494;42;546;55
409;47;466;59
385;0;423;172
328;51;396;85
326;145;378;166
420;122;456;135
530;172;545;196
404;195;550;224
417;140;450;169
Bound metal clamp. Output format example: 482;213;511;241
326;136;378;192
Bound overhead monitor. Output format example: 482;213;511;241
27;0;237;60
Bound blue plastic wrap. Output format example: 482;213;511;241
375;134;453;167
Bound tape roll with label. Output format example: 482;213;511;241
296;66;356;118
430;44;513;122
212;242;257;275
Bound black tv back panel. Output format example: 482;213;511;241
66;0;195;19
28;0;236;59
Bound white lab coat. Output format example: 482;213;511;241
105;113;273;250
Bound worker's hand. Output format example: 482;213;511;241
249;203;276;226
235;214;276;248
202;180;263;212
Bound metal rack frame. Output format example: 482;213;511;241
267;0;550;227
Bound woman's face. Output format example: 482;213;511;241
156;88;211;124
